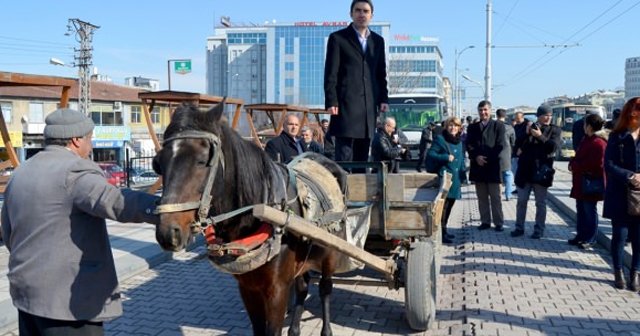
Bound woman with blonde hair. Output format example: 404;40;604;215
427;116;466;244
604;97;640;290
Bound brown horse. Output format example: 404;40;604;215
153;102;349;336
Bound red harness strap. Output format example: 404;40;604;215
205;223;273;256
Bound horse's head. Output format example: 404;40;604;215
153;102;226;251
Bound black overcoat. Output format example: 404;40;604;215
465;119;505;183
324;24;389;139
603;131;640;222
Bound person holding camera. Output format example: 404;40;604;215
371;117;405;173
511;104;562;239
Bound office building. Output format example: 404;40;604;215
625;56;640;99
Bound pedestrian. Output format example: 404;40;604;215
427;116;466;244
371;117;405;173
511;104;562;239
324;0;389;165
265;114;303;163
605;108;621;130
320;118;335;160
496;108;516;200
1;108;160;335
603;97;640;291
300;126;324;154
572;109;600;152
466;100;506;231
416;122;435;172
511;112;527;193
568;113;607;250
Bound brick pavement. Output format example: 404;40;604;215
3;184;640;335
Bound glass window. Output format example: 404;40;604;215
0;102;12;123
285;62;294;71
131;105;141;123
90;105;123;126
29;102;44;123
285;78;294;87
151;107;160;124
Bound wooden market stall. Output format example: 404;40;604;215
0;71;76;192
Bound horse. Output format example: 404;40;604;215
153;102;351;336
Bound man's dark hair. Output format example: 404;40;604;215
321;119;329;123
351;0;374;13
44;138;72;146
496;108;507;119
466;116;473;123
477;100;492;108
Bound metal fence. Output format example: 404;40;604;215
124;149;158;189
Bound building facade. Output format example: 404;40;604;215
625;56;640;100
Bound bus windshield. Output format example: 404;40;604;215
386;95;444;131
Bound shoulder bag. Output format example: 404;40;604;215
582;174;605;197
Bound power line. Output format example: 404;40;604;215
0;35;71;47
501;0;629;87
493;0;520;38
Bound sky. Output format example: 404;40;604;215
1;0;638;113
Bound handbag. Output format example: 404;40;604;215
628;187;640;216
582;175;605;196
532;162;555;187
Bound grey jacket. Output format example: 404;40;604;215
500;121;516;171
1;146;159;321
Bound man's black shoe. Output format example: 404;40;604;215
510;229;524;237
530;232;542;239
568;237;581;246
478;223;491;230
494;226;504;232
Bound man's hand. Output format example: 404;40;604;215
530;127;542;138
379;103;389;113
327;106;339;115
631;173;640;189
476;155;488;166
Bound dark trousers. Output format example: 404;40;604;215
19;310;104;336
334;137;370;162
575;200;598;244
441;198;456;235
611;220;640;271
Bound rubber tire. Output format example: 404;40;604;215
404;240;436;331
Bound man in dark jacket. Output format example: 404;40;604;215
324;0;389;163
416;122;441;172
265;114;302;163
466;100;506;231
512;104;562;239
300;127;323;154
320;119;335;160
371;117;405;173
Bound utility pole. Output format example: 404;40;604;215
67;18;100;115
484;0;492;103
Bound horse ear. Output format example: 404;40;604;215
207;97;227;122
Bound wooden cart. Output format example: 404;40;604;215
253;163;451;331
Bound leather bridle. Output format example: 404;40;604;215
154;130;225;230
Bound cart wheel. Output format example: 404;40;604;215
404;240;436;331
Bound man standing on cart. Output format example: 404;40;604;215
324;0;389;165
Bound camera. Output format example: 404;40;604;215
530;122;540;131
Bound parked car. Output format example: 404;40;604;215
132;170;159;185
98;163;125;186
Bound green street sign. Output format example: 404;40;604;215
174;60;192;74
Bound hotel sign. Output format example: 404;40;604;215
393;34;438;43
294;21;349;27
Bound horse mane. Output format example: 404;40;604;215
165;104;275;215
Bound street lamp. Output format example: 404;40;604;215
461;74;485;113
454;45;475;118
